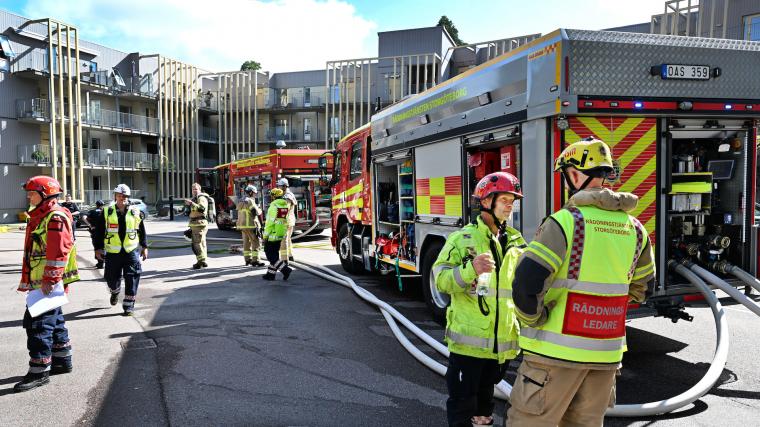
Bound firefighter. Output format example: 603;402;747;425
94;184;148;316
186;183;209;269
15;176;80;392
508;137;655;427
262;188;293;281
432;171;526;427
277;177;296;261
237;184;264;267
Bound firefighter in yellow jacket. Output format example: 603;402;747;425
15;176;80;392
237;184;264;267
433;171;526;427
262;188;293;281
508;137;655;427
186;183;209;269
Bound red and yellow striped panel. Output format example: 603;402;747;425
565;117;658;239
417;176;462;216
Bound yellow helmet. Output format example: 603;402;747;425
270;188;284;198
554;137;614;173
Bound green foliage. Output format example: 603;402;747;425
437;15;464;45
240;60;262;71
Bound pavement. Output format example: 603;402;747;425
0;216;759;426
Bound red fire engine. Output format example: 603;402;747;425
197;149;333;233
322;29;760;319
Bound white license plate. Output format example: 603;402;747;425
661;64;711;80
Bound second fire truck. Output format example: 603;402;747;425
323;28;760;319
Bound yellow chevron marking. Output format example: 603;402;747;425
616;126;657;171
619;156;656;193
630;185;657;218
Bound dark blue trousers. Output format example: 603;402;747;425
23;306;70;373
105;250;142;312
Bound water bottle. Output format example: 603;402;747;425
476;272;491;296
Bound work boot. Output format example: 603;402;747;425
13;371;50;393
288;256;294;262
201;261;208;268
193;262;202;269
244;259;251;266
51;357;73;375
282;266;293;281
251;260;265;267
110;292;119;306
262;272;275;281
123;310;134;317
95;260;104;269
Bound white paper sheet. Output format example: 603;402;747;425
26;282;69;317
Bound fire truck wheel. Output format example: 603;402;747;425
421;240;449;322
337;223;363;274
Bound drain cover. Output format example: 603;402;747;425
121;338;157;350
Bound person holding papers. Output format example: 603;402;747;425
15;176;80;393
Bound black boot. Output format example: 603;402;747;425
110;292;119;306
262;272;275;281
282;266;293;281
193;262;202;269
251;260;265;267
13;371;50;393
95;260;104;269
51;357;73;375
201;261;208;268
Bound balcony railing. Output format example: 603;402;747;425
14;98;159;134
261;129;321;142
17;144;158;170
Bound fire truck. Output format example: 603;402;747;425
197;149;333;233
323;29;760;319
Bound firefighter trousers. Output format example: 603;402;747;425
105;250;142;313
506;359;616;427
191;225;207;262
241;229;261;262
23;306;71;373
264;240;291;279
445;352;507;427
279;226;294;260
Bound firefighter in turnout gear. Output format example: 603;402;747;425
186;183;210;269
237;184;264;267
432;171;526;427
94;184;148;316
262;188;293;281
508;137;656;427
15;176;80;392
277;177;296;261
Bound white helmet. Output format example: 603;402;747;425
113;183;131;196
245;184;257;194
276;178;289;187
276;140;287;148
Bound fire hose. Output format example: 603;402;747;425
292;258;735;417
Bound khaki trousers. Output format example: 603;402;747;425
191;225;207;262
279;226;294;259
506;360;616;427
241;229;261;262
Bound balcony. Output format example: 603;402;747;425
17;144;159;171
261;129;321;143
15;98;159;135
199;126;218;143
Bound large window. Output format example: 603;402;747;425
745;14;760;41
349;141;363;181
0;35;15;73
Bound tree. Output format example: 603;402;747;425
240;60;262;71
437;16;464;46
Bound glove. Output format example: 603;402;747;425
183;228;193;241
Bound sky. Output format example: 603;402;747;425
1;0;670;73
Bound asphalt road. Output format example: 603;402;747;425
1;217;759;426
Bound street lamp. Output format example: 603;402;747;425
106;148;113;199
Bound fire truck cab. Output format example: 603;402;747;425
326;29;760;319
198;149;333;233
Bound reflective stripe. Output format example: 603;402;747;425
479;288;513;298
452;266;469;288
632;262;654;280
45;260;67;267
520;326;624;351
551;279;628;295
566;207;585;280
526;241;562;272
445;330;520;352
431;264;448;278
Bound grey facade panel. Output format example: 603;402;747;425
0;118;42;164
0;163;39;221
0;72;39;118
605;22;651;34
378;27;446;58
270;69;324;88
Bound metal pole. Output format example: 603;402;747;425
352;61;356;133
721;0;728;38
47;20;58;181
158;56;164;201
66;25;76;199
57;23;67;194
169;59;175;197
359;61;363;127
338;62;343;141
74;28;84;201
217;76;222;165
366;59;370;121
254;72;258;152
709;0;716;37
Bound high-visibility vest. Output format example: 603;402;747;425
104;205;142;253
519;205;646;363
26;210;80;289
432;217;525;363
263;198;289;241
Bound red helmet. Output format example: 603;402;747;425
473;172;523;201
23;175;62;197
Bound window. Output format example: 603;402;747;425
349;141;363;181
334;149;343;183
745;14;760;41
304;87;311;106
0;35;15;73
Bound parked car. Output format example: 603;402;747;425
130;199;150;217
